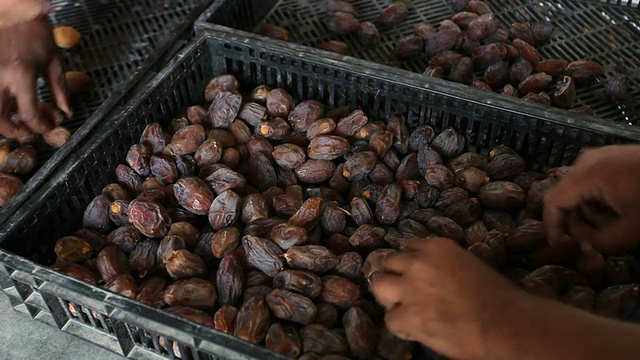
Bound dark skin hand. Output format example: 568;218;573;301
544;145;640;254
0;15;70;140
371;237;640;360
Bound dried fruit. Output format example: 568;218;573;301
343;307;375;359
604;73;630;103
467;13;499;41
484;60;510;89
173;177;214;215
266;323;302;358
234;295;270;344
535;59;569;78
165;249;207;280
394;35;424;59
357;22;380;45
259;23;289;41
554;76;576;109
213;254;243;307
565;60;604;86
532;20;554;45
320;275;360;309
243;235;285;277
380;2;409;27
316;41;349;55
163;278;217;309
267;88;295;119
285;245;339;273
128;239;158;278
479;181;526;210
267;289;317;325
44;126;72;148
214;305;239;334
448;57;474;84
53;25;81;48
325;12;360;35
208;190;241;230
65;71;92;94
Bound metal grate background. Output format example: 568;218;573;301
201;0;640;126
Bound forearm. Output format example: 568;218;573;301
484;292;640;360
0;0;49;28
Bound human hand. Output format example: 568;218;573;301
370;238;525;360
543;145;640;254
0;14;70;140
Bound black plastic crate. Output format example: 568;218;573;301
1;26;640;359
0;0;213;228
197;0;640;127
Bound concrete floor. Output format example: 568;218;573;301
0;293;124;360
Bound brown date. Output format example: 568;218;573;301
208;190;241;230
149;155;178;184
484;60;510;89
0;145;36;177
234;295;271;344
242;235;285;277
140;122;166;154
165;249;207;280
285;245;339;273
163;278;217;309
217;254;244;306
208;91;242;129
128;200;169;238
325;12;360;35
376;183;402;225
380;2;409;27
165;306;213;327
136;276;167;308
565;60;603;86
604;73;630;103
335;110;368;138
214;305;239;334
104;274;139;299
554;76;576;109
266;323;302;359
259;23;289;41
536;59;569;78
267;289;317;325
320;275;360;309
357;21;380;45
267;88;295;119
532;20;554;45
467;13;499;41
128;239;158;278
523;92;551;105
273;270;323;299
96;246;131;282
349;224;385;249
82;194;113;234
395;35;424;59
487;153;525;180
448;57;474;84
55;236;92;263
174;177;214;215
309;135;349;161
300;324;349;356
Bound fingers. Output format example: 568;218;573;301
384;305;419;342
370;273;403;310
0;89;29;139
13;69;52;134
47;55;72;117
384;252;419;274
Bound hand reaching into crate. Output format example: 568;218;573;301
371;237;640;360
544;145;640;255
0;1;71;140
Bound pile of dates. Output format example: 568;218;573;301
0;140;38;207
260;0;629;115
50;74;640;360
0;106;72;208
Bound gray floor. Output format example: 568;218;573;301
0;293;124;360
